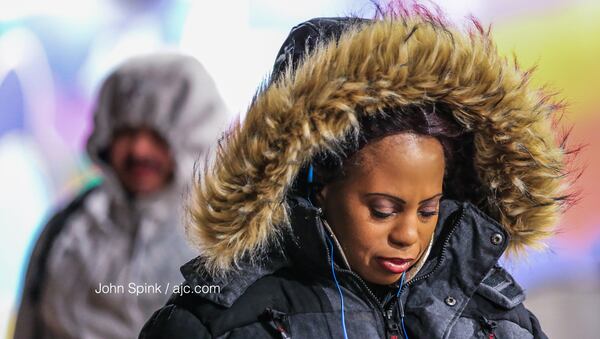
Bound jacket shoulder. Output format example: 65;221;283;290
14;186;99;339
477;265;525;309
459;265;548;338
139;304;212;339
35;185;99;251
28;186;99;286
151;266;331;337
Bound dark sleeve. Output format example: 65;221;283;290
528;309;549;339
139;304;212;339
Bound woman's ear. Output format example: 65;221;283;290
315;185;329;207
311;164;332;208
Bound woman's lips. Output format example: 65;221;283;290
375;257;413;274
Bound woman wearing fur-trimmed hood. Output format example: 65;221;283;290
141;11;568;339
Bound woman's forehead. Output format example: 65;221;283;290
347;133;445;172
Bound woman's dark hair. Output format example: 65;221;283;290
291;102;484;205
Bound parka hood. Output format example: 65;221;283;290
87;53;230;197
189;16;567;276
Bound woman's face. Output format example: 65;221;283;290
316;133;445;285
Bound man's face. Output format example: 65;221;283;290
108;127;175;197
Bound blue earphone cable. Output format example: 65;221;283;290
307;165;315;205
327;235;349;339
396;272;409;339
312;165;404;339
311;165;347;338
396;271;405;299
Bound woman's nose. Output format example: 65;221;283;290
388;213;419;248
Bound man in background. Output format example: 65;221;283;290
14;53;229;339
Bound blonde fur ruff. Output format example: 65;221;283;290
188;17;566;276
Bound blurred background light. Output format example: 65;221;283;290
1;1;598;338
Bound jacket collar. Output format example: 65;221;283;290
181;196;509;308
399;199;510;338
283;196;508;281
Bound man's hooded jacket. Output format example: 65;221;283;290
15;53;230;339
140;15;567;339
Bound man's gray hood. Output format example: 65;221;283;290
86;53;230;198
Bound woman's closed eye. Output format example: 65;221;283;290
370;206;438;219
418;202;439;219
371;208;438;220
371;208;395;219
418;209;438;218
369;201;397;219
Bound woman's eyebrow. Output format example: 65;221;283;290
419;193;443;204
365;192;443;205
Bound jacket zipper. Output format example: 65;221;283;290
386;206;466;338
264;308;292;339
322;225;389;336
320;204;465;339
396;206;465;297
479;316;498;339
339;268;401;338
325;230;404;338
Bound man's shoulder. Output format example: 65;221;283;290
47;183;100;217
28;184;102;271
39;185;100;238
19;185;102;306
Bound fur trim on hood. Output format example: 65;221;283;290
189;16;567;276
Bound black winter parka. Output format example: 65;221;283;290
140;197;546;338
141;14;566;339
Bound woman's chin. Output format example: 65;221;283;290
360;270;403;286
